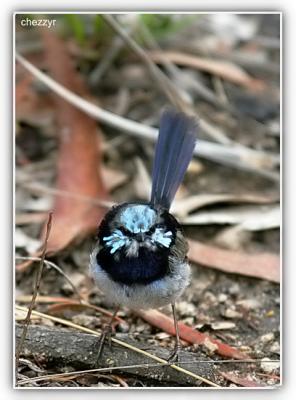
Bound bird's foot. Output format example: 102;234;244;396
167;344;182;364
93;324;113;366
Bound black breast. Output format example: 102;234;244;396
96;246;170;285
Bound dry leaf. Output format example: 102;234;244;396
135;309;248;360
171;193;278;218
220;371;266;387
39;29;109;253
182;204;280;231
149;50;265;91
188;239;280;283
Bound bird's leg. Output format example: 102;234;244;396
167;302;182;364
94;306;120;364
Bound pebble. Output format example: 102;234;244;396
236;298;261;310
72;314;97;328
177;301;196;317
204;291;218;305
270;341;280;354
260;332;275;344
203;337;219;353
211;321;236;330
182;317;194;325
217;293;228;303
223;307;243;319
260;357;280;373
228;283;240;295
117;321;130;333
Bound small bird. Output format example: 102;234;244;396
90;109;198;362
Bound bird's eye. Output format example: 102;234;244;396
154;224;164;230
146;226;156;235
120;226;131;236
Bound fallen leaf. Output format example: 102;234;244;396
149;50;266;91
46;301;126;325
135;309;248;360
39;29;109;253
171;193;278;218
15;62;54;124
188;239;280;283
182;204;280;231
220;371;266;387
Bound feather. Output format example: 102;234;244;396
150;109;198;209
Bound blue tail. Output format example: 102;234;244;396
150;109;198;210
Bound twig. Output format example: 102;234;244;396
15;212;52;382
139;22;236;129
19;181;114;209
104;16;249;148
101;14;190;114
15;256;83;302
89;23;135;86
17;356;280;386
15;52;279;180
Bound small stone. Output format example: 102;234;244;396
236;298;260;310
260;332;275;344
224;307;243;319
260;357;280;373
239;345;252;352
117;321;129;333
228;283;240;295
155;332;170;340
204;291;218;305
211;321;236;330
218;293;228;303
177;301;196;317
72;314;97;328
270;341;280;354
266;310;275;317
182;317;194;325
203;337;218;353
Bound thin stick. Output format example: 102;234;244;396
20;181;114;209
101;14;189;114
16;357;280;386
15;212;53;382
15;256;82;302
15;52;279;180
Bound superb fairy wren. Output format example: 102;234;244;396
90;109;198;362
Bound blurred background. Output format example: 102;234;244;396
15;13;280;388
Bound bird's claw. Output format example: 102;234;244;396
167;344;182;364
93;324;113;366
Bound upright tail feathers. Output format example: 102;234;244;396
150;109;198;210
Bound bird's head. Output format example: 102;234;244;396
98;203;178;258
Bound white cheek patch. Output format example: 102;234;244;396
151;228;172;248
103;229;130;254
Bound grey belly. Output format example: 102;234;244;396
89;250;191;310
